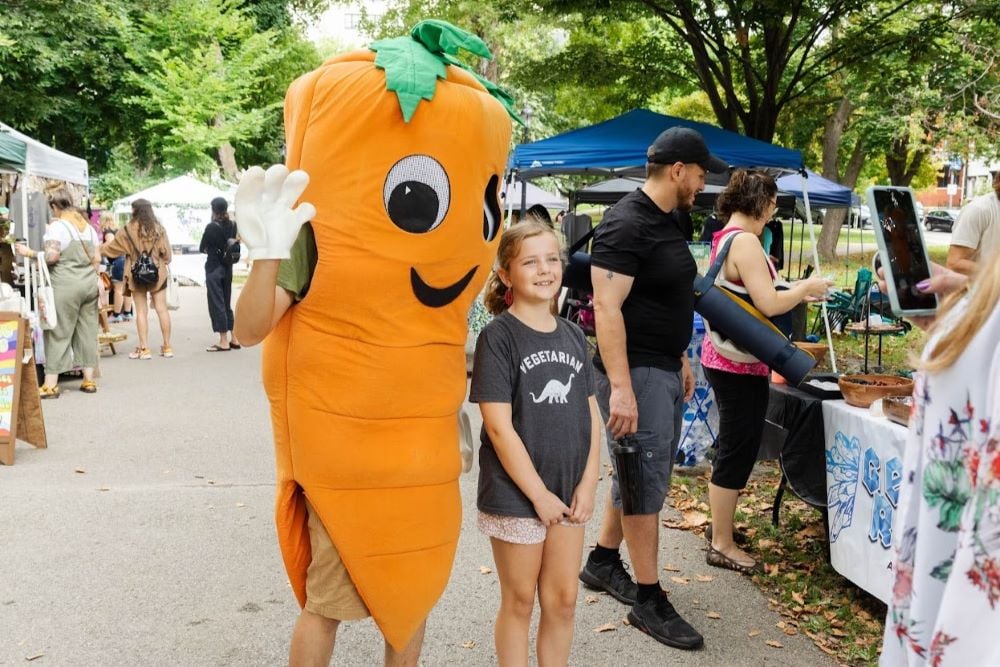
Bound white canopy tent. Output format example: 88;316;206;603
112;175;235;250
0;121;89;185
499;180;567;212
1;122;90;313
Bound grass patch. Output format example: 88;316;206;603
670;467;886;666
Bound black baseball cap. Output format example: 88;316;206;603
646;127;729;173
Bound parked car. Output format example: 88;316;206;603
848;203;871;229
923;209;957;232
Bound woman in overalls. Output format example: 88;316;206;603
14;187;101;398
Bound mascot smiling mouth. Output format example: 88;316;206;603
410;266;478;307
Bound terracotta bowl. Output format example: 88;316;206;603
838;374;914;408
794;341;828;365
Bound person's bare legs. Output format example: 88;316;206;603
288;610;339;667
112;281;125;315
150;289;172;349
536;525;585;666
708;483;755;566
491;537;545;666
133;291;150;350
384;621;426;667
620;514;659;584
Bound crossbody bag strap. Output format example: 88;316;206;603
567;223;597;256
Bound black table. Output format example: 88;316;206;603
763;383;829;526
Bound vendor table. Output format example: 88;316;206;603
764;383;828;522
823;399;907;604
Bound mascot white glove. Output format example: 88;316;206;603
235;164;316;260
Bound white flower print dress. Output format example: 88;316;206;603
881;296;1000;666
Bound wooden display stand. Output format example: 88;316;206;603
0;313;48;465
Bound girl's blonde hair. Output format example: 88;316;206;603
920;250;1000;372
99;211;116;233
484;220;561;315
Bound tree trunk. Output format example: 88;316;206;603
213;112;239;181
814;98;856;263
216;139;239;182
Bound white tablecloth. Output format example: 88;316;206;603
823;399;907;603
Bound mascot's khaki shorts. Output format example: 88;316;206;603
304;498;370;620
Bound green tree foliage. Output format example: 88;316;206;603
123;0;288;177
0;0;136;168
1;0;320;201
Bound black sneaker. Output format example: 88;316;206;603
579;556;637;605
627;590;704;650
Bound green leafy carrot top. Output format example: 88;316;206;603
370;19;521;124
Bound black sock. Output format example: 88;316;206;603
637;582;662;604
589;543;620;564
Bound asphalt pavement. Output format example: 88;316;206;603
1;285;835;666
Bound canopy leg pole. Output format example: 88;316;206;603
801;173;837;374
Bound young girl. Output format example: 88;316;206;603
470;220;603;666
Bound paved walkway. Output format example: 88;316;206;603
1;285;835;666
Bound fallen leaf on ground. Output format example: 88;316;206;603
783;627;798;636
670;576;690;585
585;595;598;604
695;575;713;582
764;563;780;576
25;653;45;661
757;539;776;549
593;622;618;633
479;566;492;575
765;640;784;649
461;641;475;649
681;510;709;527
662;564;681;572
706;611;721;619
791;591;805;605
748;630;761;637
74;468;86;474
98;486;110;492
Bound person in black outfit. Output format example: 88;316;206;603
578;127;729;651
200;197;241;351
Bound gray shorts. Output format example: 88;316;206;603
595;365;684;515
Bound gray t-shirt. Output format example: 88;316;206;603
470;311;596;518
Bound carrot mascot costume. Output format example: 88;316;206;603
234;21;515;653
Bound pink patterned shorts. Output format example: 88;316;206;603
477;511;585;545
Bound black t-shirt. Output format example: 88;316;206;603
200;218;236;271
590;189;696;373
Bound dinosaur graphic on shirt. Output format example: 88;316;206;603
530;373;575;404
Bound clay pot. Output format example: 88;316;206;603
838;374;914;408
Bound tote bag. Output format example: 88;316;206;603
166;268;180;311
35;256;58;330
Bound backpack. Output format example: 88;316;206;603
124;226;160;287
221;236;241;265
217;221;241;265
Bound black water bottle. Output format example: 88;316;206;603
612;435;644;515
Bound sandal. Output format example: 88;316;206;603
705;525;749;546
80;380;98;393
39;384;60;400
129;347;152;360
205;344;230;352
160;346;174;358
229;343;242;350
706;545;761;575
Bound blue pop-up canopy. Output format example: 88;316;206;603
776;169;852;207
510;109;803;177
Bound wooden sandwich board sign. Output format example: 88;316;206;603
0;313;47;465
